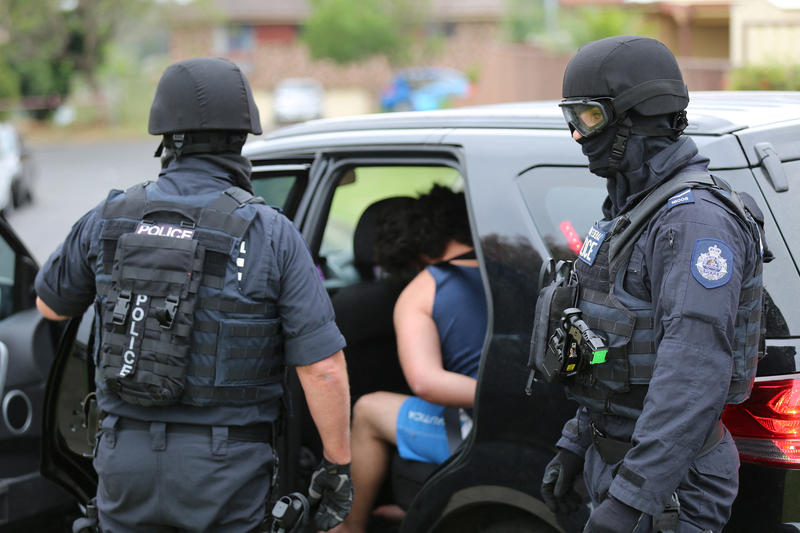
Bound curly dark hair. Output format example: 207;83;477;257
373;185;472;278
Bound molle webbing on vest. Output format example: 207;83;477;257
566;170;764;416
97;182;284;407
99;230;203;406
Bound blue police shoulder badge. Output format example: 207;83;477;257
691;238;734;288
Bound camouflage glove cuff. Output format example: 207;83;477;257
308;458;353;531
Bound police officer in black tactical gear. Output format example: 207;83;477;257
534;36;766;532
35;57;354;532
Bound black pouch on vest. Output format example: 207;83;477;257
100;232;204;406
530;282;579;383
528;260;578;385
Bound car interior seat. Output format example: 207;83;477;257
306;196;450;526
330;196;414;404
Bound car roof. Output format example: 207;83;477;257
260;91;800;142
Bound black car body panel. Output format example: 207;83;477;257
38;92;800;532
0;214;76;530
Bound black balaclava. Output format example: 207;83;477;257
582;113;694;217
160;150;254;194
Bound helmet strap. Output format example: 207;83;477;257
607;116;632;176
161;132;247;159
171;133;186;159
627;111;688;141
671;110;688;139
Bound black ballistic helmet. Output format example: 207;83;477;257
149;57;261;157
562;36;689;176
562;35;688;119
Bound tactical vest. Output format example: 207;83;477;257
564;172;764;419
96;182;284;407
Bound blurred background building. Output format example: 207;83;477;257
2;0;800;134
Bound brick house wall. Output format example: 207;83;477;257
169;9;727;109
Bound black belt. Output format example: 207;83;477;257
117;417;273;443
591;419;725;464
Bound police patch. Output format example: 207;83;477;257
135;221;195;240
667;188;694;209
691;238;734;288
578;224;607;266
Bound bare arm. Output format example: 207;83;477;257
296;350;352;464
36;297;70;321
394;269;477;407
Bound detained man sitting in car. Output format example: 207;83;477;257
328;185;488;533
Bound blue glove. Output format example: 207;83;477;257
308;458;353;531
583;495;642;533
541;449;584;514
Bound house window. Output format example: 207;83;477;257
226;24;254;52
213;24;254;54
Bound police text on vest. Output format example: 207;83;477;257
118;294;148;377
135;222;195;240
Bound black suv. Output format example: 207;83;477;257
1;92;796;532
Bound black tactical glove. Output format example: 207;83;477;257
308;458;353;531
541;449;584;514
583;495;642;533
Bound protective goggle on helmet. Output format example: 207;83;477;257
559;97;615;138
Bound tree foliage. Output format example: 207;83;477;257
562;6;654;49
502;0;547;44
502;0;654;53
302;0;427;65
0;0;148;119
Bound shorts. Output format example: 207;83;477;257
396;396;471;465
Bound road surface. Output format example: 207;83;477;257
7;138;163;264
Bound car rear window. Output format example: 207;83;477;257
518;166;606;262
519;165;800;344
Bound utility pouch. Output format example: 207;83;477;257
100;231;204;406
526;260;578;392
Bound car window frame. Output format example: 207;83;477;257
298;148;464;255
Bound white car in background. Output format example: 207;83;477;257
272;78;324;125
0;123;35;213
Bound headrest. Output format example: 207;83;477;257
353;196;415;280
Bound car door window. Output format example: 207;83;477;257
518;166;606;262
250;162;311;219
318;165;462;290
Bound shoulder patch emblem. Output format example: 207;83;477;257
691;238;733;288
667;188;695;209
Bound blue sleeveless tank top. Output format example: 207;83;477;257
426;263;487;378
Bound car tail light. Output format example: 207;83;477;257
722;377;800;468
559;221;583;255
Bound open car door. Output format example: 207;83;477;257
0;214;79;527
40;306;96;508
